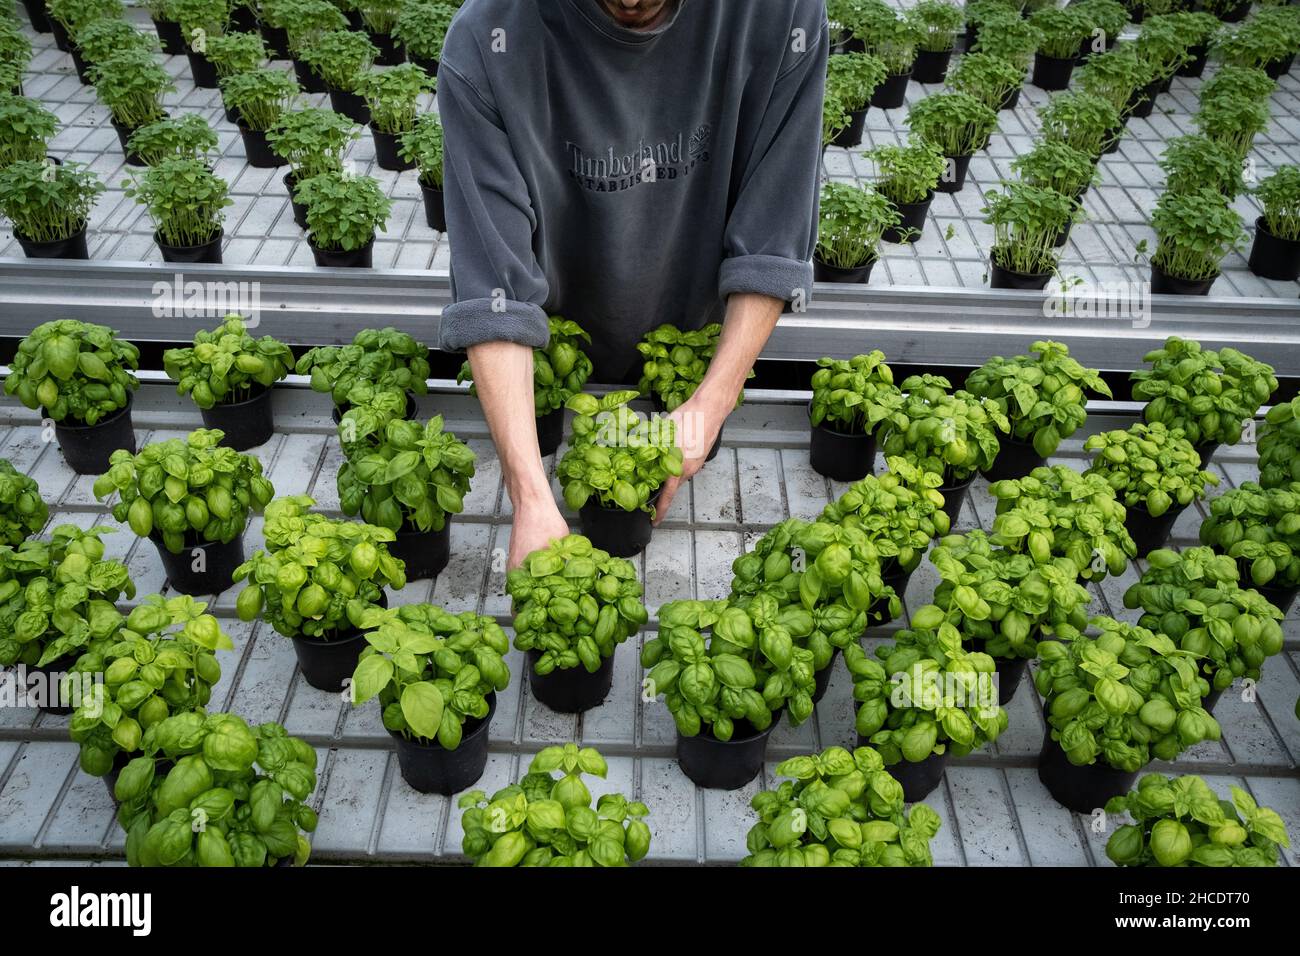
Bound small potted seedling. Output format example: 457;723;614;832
75;18;158;80
1135;14;1198;90
1248;166;1300;280
284;0;350;91
141;0;186;54
1076;44;1161;120
1073;0;1128;59
125;157;232;264
266;107;361;228
89;48;175;165
814;182;900;282
807;350;905;481
825;51;887;148
299;28;378;125
296;170;392;267
393;0;456;74
1010;138;1100;246
220;67;300;167
982;181;1081;290
203;31;268;120
1159;135;1245;201
1029;6;1092;89
856;5;922;108
949;51;1027;112
971;10;1043;107
360;0;404;64
4;320;139;473
0;158;104;259
125;113;218;166
1144;187;1246;295
354;62;433;170
1171;11;1222;77
169;0;231;89
905;91;998;193
866;136;947;243
45;0;123;60
0;24;31;94
1038;89;1123;158
400;113;445;230
907;0;963;83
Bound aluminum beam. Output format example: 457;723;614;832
1;259;1299;375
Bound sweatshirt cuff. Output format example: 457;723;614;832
719;254;814;305
438;298;551;352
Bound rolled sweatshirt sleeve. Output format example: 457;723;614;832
718;16;829;305
436;53;551;352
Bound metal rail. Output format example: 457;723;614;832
2;259;1299;375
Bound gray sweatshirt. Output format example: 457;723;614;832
436;0;828;383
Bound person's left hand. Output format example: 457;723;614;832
652;390;732;526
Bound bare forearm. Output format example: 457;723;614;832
693;293;783;413
466;341;551;509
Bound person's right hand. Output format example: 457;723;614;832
508;496;571;570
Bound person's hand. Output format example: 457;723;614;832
653;391;731;526
509;495;571;570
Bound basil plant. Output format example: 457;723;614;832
642;597;816;738
848;624;1008;764
507;534;648;675
965;340;1112;457
0;457;47;547
459;744;652;867
1083;421;1219;517
1123;547;1286;691
458;315;593;417
350;603;511;749
1105;774;1291;868
1035;616;1221;772
1199;481;1300;590
4;319;140;425
821;457;951;574
741;746;943;867
296;326;431;411
636;322;750;412
1258;396;1300;490
809;350;906;436
878;374;1011;484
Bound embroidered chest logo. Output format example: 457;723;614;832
565;123;713;193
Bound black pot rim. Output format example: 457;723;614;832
989;252;1053;283
154;227;224;252
14;221;88;246
292;625;369;648
210;382;272;409
807;400;868;438
147;527;245;550
308;234;376;255
46;393;133;430
691;708;784;746
1254;215;1298;245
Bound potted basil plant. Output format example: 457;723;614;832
807;350;906;481
1009;139;1100;247
1144;187;1246;295
1200;481;1300;615
1248;165;1300;280
1029;6;1092;89
0;458;48;547
866;137;947;243
219;67;300;167
982;181;1082;289
88;48;175;164
360;0;404;64
266;107;361;229
949;51;1027;112
399;112;445;230
1158;134;1246;200
1259;397;1300;490
855;5;922;108
354;62;433;170
393;0;456;74
296;326;430;422
825;51;887;148
124;157;232;263
297;28;378;125
0;93;56;166
296;170;392;268
0;158;104;260
905;91;998;193
1038;89;1123;158
125;114;219;167
907;0;963;84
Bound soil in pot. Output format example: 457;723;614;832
811;648;841;704
809;412;876;482
49;396;136;475
110;118;150;166
370;123;416;171
911;47;952;84
200;385;275;450
186;50;220;89
813;254;876;284
860;745;948;802
1032;53;1077;91
150;532;245;596
293;58;328;93
420;180;446;231
156;228;224;264
871;70;911;108
391;692;495;794
1247;216;1300;281
980;434;1046;481
22;653;81;715
1149;262;1215;295
527;648;616;713
239;124;286;168
989;254;1052;290
936;153;972;194
385;521;451;580
537;406;564;458
153;17;186;54
938;471;975;526
260;21;289;58
369;30;405;65
882;191;933;243
283;172;310;229
291;591;388;692
309;235;375;268
328;86;371;125
1178;45;1209;77
679;711;783;790
1038;736;1138;814
579;492;657;558
15;224;89;260
829;107;868;148
21;0;52;32
1124;501;1186;556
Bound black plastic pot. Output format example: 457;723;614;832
999;84;1022;111
24;653;80;715
882;191;933;244
1078;35;1109;61
963;21;978;51
1127;3;1145;24
1126;78;1160;119
50;395;136;475
809;407;875;482
370;123;415;171
187;49;220;89
369;29;405;65
1178;45;1209;77
679;712;782;790
938;472;975;526
989;255;1052;290
1255;581;1299;617
346;9;365;30
69;44;92;84
911;47;952;84
153;17;186;55
830;107;868;148
283;172;309;229
328;85;371;125
579;493;657;558
1038;736;1138;814
386;521;451;580
230;4;259;32
527;648;616;713
309;235;375;268
863;747;948;802
293;58;327;93
981;435;1046;482
813;254;876;284
936;153;972;194
15;224;89;260
1150;262;1215;296
49;15;71;51
1032;53;1076;91
291;592;387;692
971;640;1029;705
1101;125;1123;155
419;180;446;231
156;228;224;264
1217;1;1249;22
871;70;910;108
110;118;148;166
870;560;913;622
201;385;275;450
1202;685;1224;714
238;124;286;168
150;532;245;596
391;692;494;794
410;54;439;76
260;21;289;58
1124;502;1186;556
1248;217;1300;280
811;648;841;704
1193;441;1220;469
1264;53;1294;80
21;0;52;32
537;406;564;457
